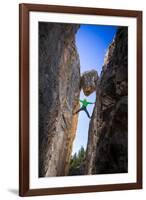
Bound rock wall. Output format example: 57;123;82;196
39;22;80;177
85;27;128;174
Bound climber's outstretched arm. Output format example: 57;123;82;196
87;101;95;104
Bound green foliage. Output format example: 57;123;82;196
68;146;86;176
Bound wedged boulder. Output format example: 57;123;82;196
80;70;98;96
39;22;80;177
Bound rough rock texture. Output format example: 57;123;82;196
81;70;99;96
39;22;80;177
85;27;128;174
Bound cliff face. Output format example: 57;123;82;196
85;27;128;174
39;22;80;177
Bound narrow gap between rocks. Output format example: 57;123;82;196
68;25;100;176
68;24;117;176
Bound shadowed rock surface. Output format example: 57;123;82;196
81;70;99;96
39;22;80;177
85;27;128;174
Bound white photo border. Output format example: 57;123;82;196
29;12;137;189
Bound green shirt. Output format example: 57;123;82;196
79;99;93;108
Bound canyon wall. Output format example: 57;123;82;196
85;27;128;174
39;22;80;177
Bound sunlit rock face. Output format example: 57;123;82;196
39;22;80;177
85;27;128;174
80;70;99;96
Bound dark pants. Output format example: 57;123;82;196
75;106;91;119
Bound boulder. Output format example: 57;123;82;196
81;70;99;96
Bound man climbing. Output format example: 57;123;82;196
74;98;95;119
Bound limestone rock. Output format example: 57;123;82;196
81;70;98;96
85;27;128;174
39;22;80;177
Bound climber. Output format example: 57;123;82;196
74;98;95;119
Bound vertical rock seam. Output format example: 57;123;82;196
85;27;128;174
39;22;80;177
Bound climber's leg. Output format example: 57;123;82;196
73;107;84;115
84;108;91;119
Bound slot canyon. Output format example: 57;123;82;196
39;22;128;177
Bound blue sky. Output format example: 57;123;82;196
72;24;118;155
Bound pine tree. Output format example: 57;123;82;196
68;146;86;175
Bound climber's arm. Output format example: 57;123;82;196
87;101;95;104
79;99;83;103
